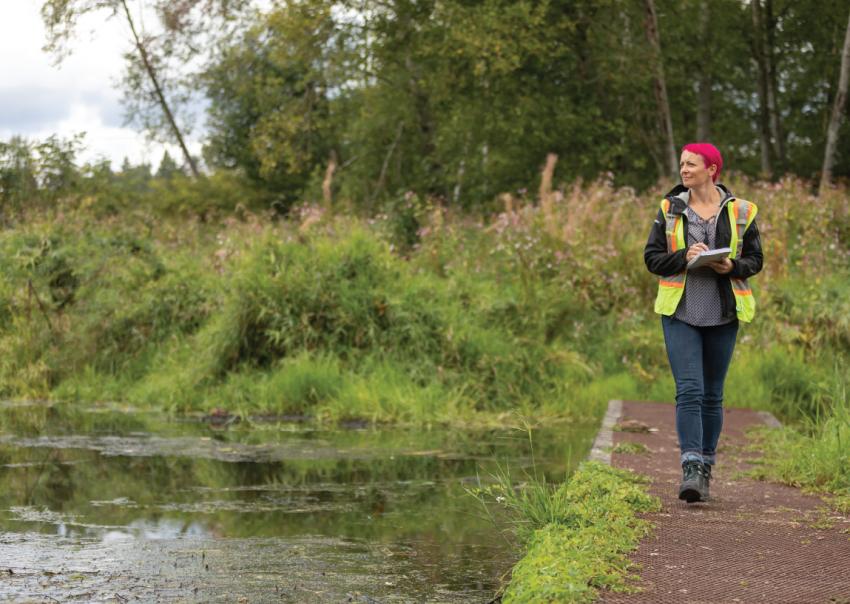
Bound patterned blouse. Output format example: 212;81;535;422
674;203;736;327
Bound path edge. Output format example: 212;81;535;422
588;399;623;465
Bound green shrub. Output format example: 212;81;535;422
193;228;440;374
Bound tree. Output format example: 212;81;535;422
696;0;712;141
41;0;251;178
820;7;850;192
764;0;786;170
751;0;773;177
643;0;677;179
202;0;339;208
0;135;84;214
155;151;182;179
191;0;850;205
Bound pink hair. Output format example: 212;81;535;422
682;142;723;182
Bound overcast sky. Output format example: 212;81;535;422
0;2;201;169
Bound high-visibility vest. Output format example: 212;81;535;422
653;198;759;322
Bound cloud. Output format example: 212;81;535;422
0;86;70;130
80;90;127;129
0;86;127;132
0;3;195;168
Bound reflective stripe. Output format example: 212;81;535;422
725;200;759;322
728;199;757;260
655;198;687;315
667;216;681;252
729;201;740;259
731;279;753;295
661;272;685;285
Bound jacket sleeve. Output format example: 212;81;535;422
728;218;763;279
644;208;688;276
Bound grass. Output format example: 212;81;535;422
480;461;660;603
611;441;650;455
0;176;847;436
746;372;850;510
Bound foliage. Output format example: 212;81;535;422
0;171;847;434
0;135;83;217
748;372;850;498
0;213;216;396
191;0;850;208
40;0;252;157
487;462;660;603
21;1;850;211
202;0;338;207
611;441;649;455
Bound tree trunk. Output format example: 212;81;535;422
765;0;786;170
697;0;711;141
643;0;677;179
121;0;200;178
751;0;773;178
820;8;850;192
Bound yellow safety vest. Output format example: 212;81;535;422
654;198;758;322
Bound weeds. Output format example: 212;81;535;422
611;442;650;454
747;370;849;502
467;425;658;601
495;462;660;603
0;176;846;437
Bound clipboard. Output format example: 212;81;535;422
687;247;731;270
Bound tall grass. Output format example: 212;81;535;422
0;172;846;432
750;371;850;502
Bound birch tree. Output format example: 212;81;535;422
751;0;773;178
643;0;677;179
41;0;250;177
696;0;711;141
764;0;786;170
820;7;850;192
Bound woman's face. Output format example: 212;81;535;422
680;150;716;187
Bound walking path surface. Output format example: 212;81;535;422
596;400;850;604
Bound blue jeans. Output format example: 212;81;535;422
661;315;739;466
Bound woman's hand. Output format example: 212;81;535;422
708;258;733;274
686;243;709;262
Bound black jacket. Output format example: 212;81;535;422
644;184;764;320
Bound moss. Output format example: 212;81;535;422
502;462;659;604
611;441;650;455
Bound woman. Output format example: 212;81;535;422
644;143;763;503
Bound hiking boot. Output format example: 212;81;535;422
678;461;709;503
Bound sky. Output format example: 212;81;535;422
0;2;202;170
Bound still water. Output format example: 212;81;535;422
0;402;596;602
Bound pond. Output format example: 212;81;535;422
0;402;597;602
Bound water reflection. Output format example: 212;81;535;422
0;403;597;601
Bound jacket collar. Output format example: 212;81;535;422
664;183;735;215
